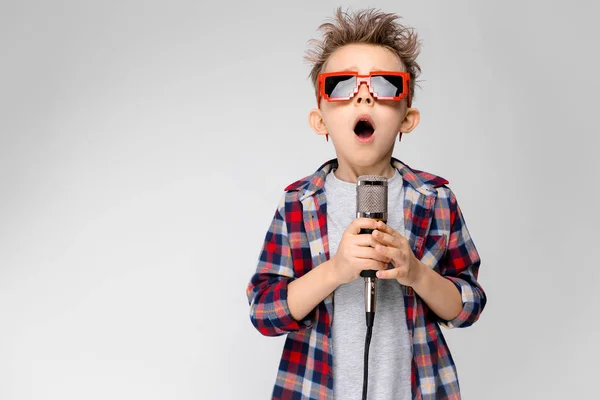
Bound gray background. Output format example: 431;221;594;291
1;0;598;399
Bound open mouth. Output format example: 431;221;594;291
354;117;375;139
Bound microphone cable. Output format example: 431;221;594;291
362;323;373;400
360;269;377;400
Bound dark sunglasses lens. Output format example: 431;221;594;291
324;75;356;98
371;75;404;97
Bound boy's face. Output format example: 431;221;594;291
309;43;419;172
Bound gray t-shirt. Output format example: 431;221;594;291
326;168;412;400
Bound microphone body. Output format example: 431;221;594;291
356;175;388;328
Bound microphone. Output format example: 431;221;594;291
356;175;388;400
356;175;388;328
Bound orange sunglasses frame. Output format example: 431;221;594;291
317;71;411;108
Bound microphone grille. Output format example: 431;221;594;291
356;175;388;214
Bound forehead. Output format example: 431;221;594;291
322;43;405;74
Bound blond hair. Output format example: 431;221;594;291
304;7;422;103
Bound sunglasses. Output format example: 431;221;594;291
318;71;411;107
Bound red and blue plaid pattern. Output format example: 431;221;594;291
246;158;486;399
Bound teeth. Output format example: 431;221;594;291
358;119;372;127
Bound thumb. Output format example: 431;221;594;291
376;268;398;280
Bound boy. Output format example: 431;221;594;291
246;7;486;400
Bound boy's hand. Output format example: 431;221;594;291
371;220;425;287
330;218;392;285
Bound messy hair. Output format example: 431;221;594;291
304;7;422;104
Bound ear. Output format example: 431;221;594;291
309;108;328;136
399;107;420;134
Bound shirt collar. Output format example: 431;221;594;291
285;157;449;201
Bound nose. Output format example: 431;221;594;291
354;82;374;106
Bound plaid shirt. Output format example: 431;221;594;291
246;157;486;400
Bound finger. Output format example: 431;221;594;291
348;218;378;234
374;220;393;234
376;222;409;245
376;267;399;279
352;234;381;248
374;244;407;267
353;247;392;264
375;220;405;239
372;229;397;247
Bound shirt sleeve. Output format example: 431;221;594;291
437;189;487;329
246;193;313;336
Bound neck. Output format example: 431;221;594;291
333;156;396;183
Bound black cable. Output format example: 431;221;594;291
362;313;375;400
